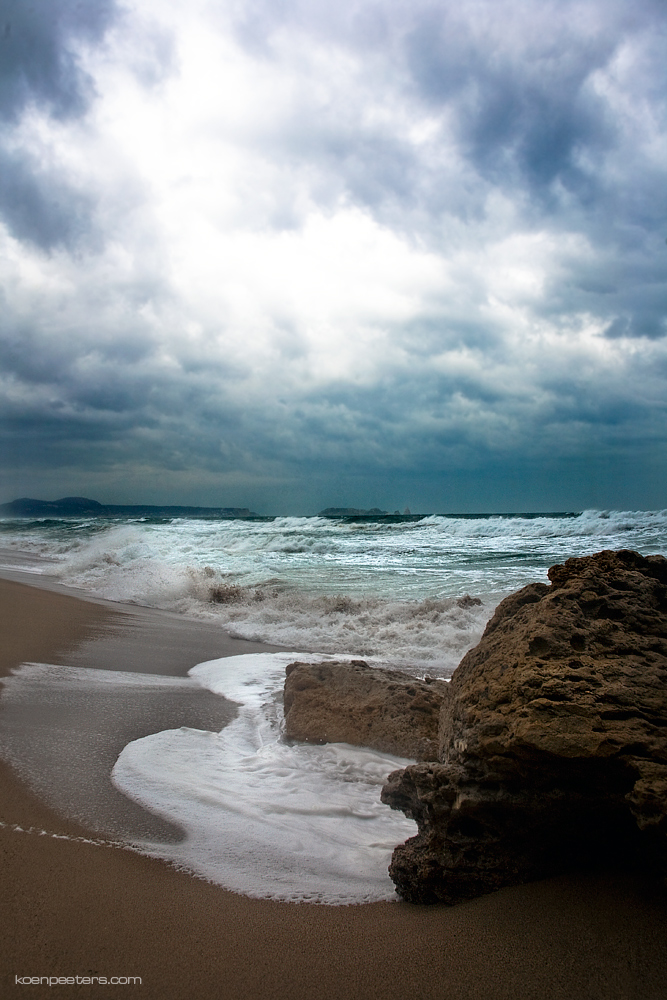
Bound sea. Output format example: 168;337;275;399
1;508;666;903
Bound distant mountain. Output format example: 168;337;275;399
0;497;258;518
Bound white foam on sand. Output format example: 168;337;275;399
112;652;418;904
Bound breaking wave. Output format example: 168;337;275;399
2;508;666;673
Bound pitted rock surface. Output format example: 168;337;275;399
381;550;667;904
283;659;446;761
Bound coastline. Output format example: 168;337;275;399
1;579;666;998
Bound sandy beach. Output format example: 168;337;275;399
1;577;666;999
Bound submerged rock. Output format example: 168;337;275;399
381;550;667;904
283;659;446;761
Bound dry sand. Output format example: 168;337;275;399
1;577;666;999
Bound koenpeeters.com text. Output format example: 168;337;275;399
15;975;142;986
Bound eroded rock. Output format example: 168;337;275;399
381;550;667;904
283;659;446;760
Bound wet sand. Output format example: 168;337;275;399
1;577;666;999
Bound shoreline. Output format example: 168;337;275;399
0;563;295;673
1;578;666;998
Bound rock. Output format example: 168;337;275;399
318;507;388;516
456;594;482;609
381;550;667;904
283;659;446;760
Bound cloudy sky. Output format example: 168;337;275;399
0;0;665;513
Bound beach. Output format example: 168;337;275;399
1;577;667;999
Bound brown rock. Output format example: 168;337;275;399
283;659;446;761
381;550;667;904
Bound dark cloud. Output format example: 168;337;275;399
1;330;665;510
404;4;618;191
0;0;118;121
227;0;666;353
0;0;119;249
231;0;664;210
0;0;177;251
0;145;97;249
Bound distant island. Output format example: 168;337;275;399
0;498;578;521
318;507;388;516
317;507;423;520
0;497;258;518
0;497;429;521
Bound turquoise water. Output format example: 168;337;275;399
2;508;666;672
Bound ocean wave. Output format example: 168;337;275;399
419;508;667;538
192;585;493;675
2;508;667;670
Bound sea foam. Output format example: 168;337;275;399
112;652;418;903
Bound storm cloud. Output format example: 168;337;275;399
0;0;665;512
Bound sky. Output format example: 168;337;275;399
0;0;665;514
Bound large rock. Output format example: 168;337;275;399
283;659;446;760
381;550;667;904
